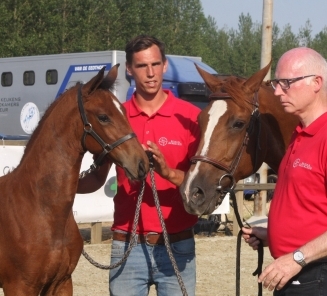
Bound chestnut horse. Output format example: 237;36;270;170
0;65;149;295
180;62;298;215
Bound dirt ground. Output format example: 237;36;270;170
74;199;273;296
72;235;274;296
0;200;274;296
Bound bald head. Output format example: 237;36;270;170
277;47;327;91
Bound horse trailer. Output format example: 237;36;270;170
0;50;217;138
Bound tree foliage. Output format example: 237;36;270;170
0;0;326;78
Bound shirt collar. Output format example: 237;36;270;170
296;112;327;136
128;90;175;117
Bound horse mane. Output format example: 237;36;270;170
218;76;254;112
19;85;78;164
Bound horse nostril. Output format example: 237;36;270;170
190;187;204;205
138;160;147;179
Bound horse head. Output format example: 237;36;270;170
180;63;298;215
77;64;149;180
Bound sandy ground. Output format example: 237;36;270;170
0;200;274;296
71;235;274;296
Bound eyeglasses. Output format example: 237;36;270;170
266;75;316;90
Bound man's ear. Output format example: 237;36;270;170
126;62;132;76
163;59;168;74
313;75;323;93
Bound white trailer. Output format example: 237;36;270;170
0;50;217;137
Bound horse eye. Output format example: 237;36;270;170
233;121;245;129
98;114;110;123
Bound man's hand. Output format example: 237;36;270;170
242;226;268;250
145;141;185;186
146;141;170;178
258;253;302;291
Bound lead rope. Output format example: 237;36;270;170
80;157;188;296
80;165;145;269
149;170;189;296
226;188;263;296
146;152;188;296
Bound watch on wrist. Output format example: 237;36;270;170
293;250;307;267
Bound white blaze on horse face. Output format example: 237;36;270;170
183;101;227;202
201;100;227;155
113;99;124;115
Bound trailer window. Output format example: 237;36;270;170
46;69;58;85
23;71;35;86
1;72;13;87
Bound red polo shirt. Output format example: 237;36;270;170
111;90;200;234
268;112;327;258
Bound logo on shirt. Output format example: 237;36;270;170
158;137;182;147
293;158;312;170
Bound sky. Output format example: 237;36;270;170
200;0;327;36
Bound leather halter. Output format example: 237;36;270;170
190;90;260;191
77;84;136;168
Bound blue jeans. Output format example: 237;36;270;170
274;261;327;296
109;233;196;296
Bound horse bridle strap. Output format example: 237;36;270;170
190;91;260;191
191;155;232;173
77;84;136;167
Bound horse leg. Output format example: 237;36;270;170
41;277;73;296
42;215;82;296
2;282;39;296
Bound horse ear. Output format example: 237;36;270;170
82;67;106;96
195;63;223;92
99;64;119;90
244;61;272;93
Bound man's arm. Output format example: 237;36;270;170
258;230;327;292
77;161;112;194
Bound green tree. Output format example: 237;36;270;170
298;20;313;47
228;13;262;77
200;16;231;73
0;1;13;57
271;24;299;75
311;27;327;59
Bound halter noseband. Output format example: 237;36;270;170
191;90;260;192
77;85;136;167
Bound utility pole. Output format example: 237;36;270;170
247;0;273;226
261;0;274;76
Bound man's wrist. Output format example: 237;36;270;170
293;249;307;267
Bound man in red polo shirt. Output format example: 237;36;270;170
78;35;200;296
242;47;327;295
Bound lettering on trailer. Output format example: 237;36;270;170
0;97;21;113
56;63;112;99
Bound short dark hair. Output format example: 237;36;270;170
125;35;166;65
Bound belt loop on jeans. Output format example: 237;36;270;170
112;229;194;246
145;232;159;246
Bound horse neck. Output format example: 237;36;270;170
16;94;84;203
259;89;298;172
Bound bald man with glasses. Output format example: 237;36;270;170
267;74;317;90
242;47;327;296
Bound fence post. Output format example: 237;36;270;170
91;222;102;244
246;164;268;227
